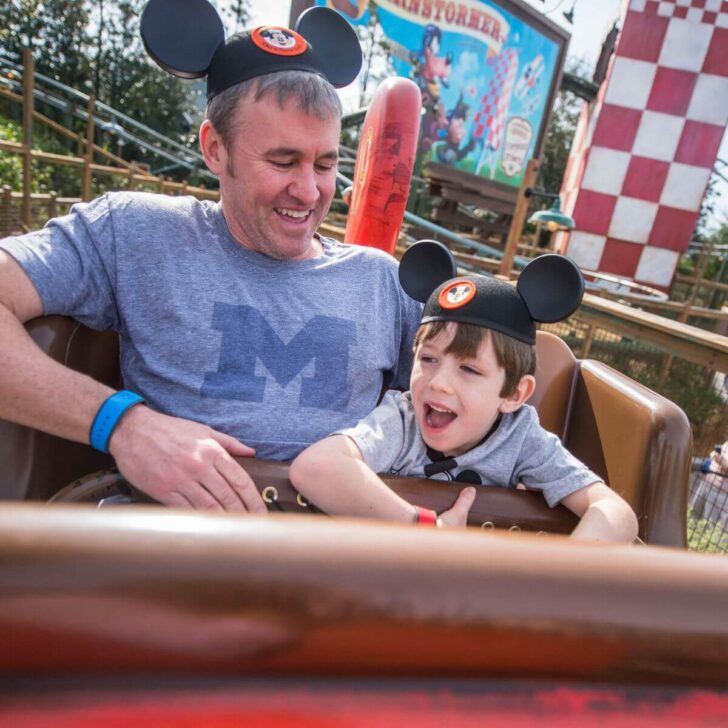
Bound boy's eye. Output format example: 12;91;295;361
419;354;436;363
461;364;481;375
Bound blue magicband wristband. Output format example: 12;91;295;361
90;390;145;453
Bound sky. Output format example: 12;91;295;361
242;0;728;230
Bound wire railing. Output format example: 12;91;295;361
688;455;728;552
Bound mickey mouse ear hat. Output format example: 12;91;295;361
399;240;585;345
141;0;362;100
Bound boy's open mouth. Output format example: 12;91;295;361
425;403;457;428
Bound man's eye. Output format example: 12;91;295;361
271;160;294;169
315;163;336;172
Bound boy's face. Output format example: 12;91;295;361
410;323;521;457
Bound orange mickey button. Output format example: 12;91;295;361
251;26;308;56
438;279;476;309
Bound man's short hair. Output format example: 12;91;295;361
414;320;537;397
205;69;342;153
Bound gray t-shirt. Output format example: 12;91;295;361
338;390;601;507
1;192;422;459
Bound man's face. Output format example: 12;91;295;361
202;93;340;261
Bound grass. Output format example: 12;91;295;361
687;508;728;553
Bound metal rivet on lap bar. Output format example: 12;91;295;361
481;521;495;529
261;486;278;504
296;493;309;508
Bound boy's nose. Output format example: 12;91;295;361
429;368;453;393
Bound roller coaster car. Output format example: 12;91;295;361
0;313;691;546
0;75;718;721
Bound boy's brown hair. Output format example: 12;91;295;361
414;321;536;398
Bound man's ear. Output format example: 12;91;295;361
499;374;536;414
199;119;224;176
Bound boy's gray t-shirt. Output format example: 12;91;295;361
338;390;601;507
0;191;422;459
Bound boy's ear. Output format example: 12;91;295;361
399;240;457;302
499;374;536;414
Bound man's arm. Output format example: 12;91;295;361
561;482;639;543
0;251;266;512
290;434;475;525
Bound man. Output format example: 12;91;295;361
0;6;422;512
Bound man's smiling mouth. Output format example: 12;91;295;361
276;208;310;220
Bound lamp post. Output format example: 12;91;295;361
499;159;574;277
499;158;540;277
526;189;575;233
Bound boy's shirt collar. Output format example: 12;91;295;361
423;414;503;479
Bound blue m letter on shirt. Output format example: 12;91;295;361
202;304;356;411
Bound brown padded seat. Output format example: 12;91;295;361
530;330;577;440
0;318;691;546
0;317;118;500
566;360;691;547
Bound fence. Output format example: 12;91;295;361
688;456;728;552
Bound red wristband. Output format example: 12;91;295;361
414;506;438;526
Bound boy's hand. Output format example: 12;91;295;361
438;486;476;527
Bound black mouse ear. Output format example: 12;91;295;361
295;6;362;88
399;240;458;303
517;255;585;323
141;0;225;79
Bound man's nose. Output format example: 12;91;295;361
288;166;319;206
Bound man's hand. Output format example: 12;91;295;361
437;486;476;527
108;405;267;513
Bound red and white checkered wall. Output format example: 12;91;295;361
554;0;728;290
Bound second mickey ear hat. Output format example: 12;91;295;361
141;0;362;100
399;240;585;345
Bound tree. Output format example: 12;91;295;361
357;2;395;108
86;0;200;147
694;171;722;243
536;57;590;195
1;0;91;94
0;0;227;182
221;0;249;36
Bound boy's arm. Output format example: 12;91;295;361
560;482;639;543
290;435;475;525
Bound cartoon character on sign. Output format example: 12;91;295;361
433;94;477;166
410;25;452;107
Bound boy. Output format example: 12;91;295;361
290;242;638;542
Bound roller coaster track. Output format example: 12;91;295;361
0;51;217;181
